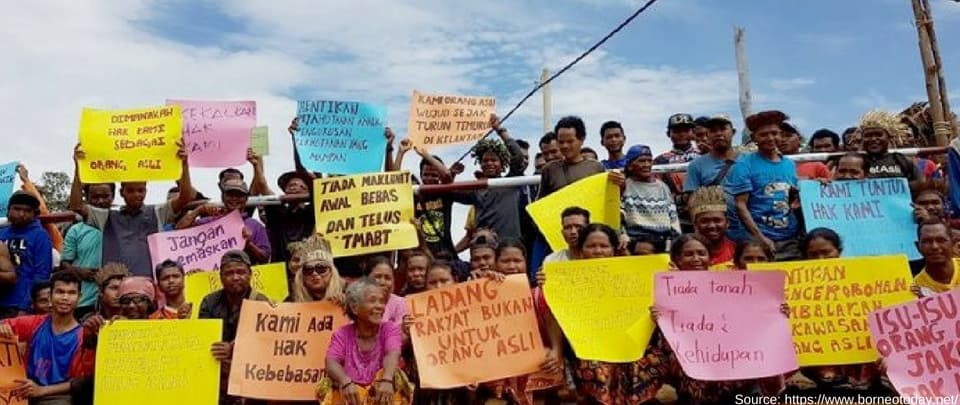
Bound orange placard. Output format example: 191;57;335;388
407;274;545;388
228;300;349;401
407;91;495;149
0;337;26;405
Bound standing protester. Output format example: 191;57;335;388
726;110;801;260
808;129;840;153
600;121;627;170
543;207;590;263
15;165;63;253
621;144;680;252
61;182;115;318
537;116;610;199
538;132;563;165
860;110;921;181
842;127;862;152
68;142;196;277
684;115;739;192
693;116;712;154
249;149;316;262
654;113;701;166
151;260;189;319
1;191;52;318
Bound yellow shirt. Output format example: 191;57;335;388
914;260;960;294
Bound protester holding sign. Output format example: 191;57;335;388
537;116;617;200
114;277;159;320
176;178;271;264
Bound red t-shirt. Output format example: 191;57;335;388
796;161;831;180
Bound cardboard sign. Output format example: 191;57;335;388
295;100;387;174
147;211;245;273
407;274;544;388
228;300;349;400
250;126;269;156
544;255;670;362
184;262;289;318
166;100;256;167
749;255;916;366
0;337;26;405
526;173;621;251
0;162;17;218
869;289;960;401
800;178;920;259
94;320;222;405
77;105;182;182
654;271;798;380
407;91;495;149
313;171;418;257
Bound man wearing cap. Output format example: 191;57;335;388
725;110;801;260
779;122;830;181
684;115;739;193
175;178;272;265
200;250;270;405
654;113;702;166
599;121;627;170
0;191;52;319
622;144;680;251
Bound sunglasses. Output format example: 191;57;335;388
119;295;150;306
303;264;332;276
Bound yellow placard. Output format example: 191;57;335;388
749;255;915;366
526;172;621;252
184;262;289;318
77;105;183;183
94;320;222;405
544;255;670;362
313;171;418;257
407;91;496;149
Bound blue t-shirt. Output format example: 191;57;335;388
724;152;798;242
28;317;80;386
683;154;730;192
602;157;626;170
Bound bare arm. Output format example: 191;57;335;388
324;357;353;386
0;244;16;285
735;193;766;242
68;144;90;219
415;146;454;184
384;127;396;172
248;149;273;196
171;142;196;214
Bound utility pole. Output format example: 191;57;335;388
734;26;752;123
540;68;552;135
911;0;955;146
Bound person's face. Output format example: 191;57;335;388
897;130;916;148
752;124;782;154
220;262;252;295
87;184;114;209
222;191;248;212
6;204;35;227
737;246;770;268
561;214;588;249
918;224;954;266
951;229;960;258
581;231;615;259
32;289;51;314
470;247;496;273
694;126;710;153
534;155;547;172
353;287;387;325
51;281;79;316
556;128;583;162
101;278;123;310
120;294;152;319
601;128;625;154
835;156;866;180
811;137;836;153
427;267;455;290
844;132;863;152
632;242;656;256
496;247;526;275
627;155;653;180
302;260;333;296
480;151;504;178
120;182;147;209
406;256;429;289
519;148;530;173
369;264;395;294
421;164;441;185
805;237;841;260
916;191;945;219
778;133;801;155
668;126;694;147
540;140;562;163
157;267;184;298
862;128;889;154
708;124;734;153
694;212;728;243
284;178;309;195
676;240;710;271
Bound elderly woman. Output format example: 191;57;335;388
286;239;344;303
318;277;414;405
621;144;681;253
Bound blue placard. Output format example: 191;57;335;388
0;162;17;218
799;178;920;260
295;100;387;175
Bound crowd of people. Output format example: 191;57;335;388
0;107;954;405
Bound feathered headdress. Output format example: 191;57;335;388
688;186;727;218
859;109;901;137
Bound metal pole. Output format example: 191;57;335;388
541;68;552;135
734;26;753;122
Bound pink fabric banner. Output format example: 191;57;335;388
166;99;256;167
869;289;960;400
654;271;798;381
147;211;245;273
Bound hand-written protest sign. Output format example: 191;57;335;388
869;289;960;401
407;91;495;149
313;171;417;257
544;255;670;362
407;274;544;388
295;101;387;174
250;126;269;156
77;105;182;183
0;162;17;218
229;300;349;400
147;211;244;274
749;255;915;366
654;271;798;381
800;178;919;259
94;320;221;405
184;262;289;319
166;100;256;167
0;337;26;405
526;173;621;251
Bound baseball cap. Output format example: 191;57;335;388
705;114;733;127
220;179;249;195
220;250;252;267
667;113;695;129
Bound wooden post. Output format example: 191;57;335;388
734;26;752;122
911;0;949;146
921;0;956;138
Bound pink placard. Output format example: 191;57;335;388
166;99;256;167
869;289;960;401
654;271;798;381
148;211;245;273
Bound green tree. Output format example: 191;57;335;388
36;171;72;212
